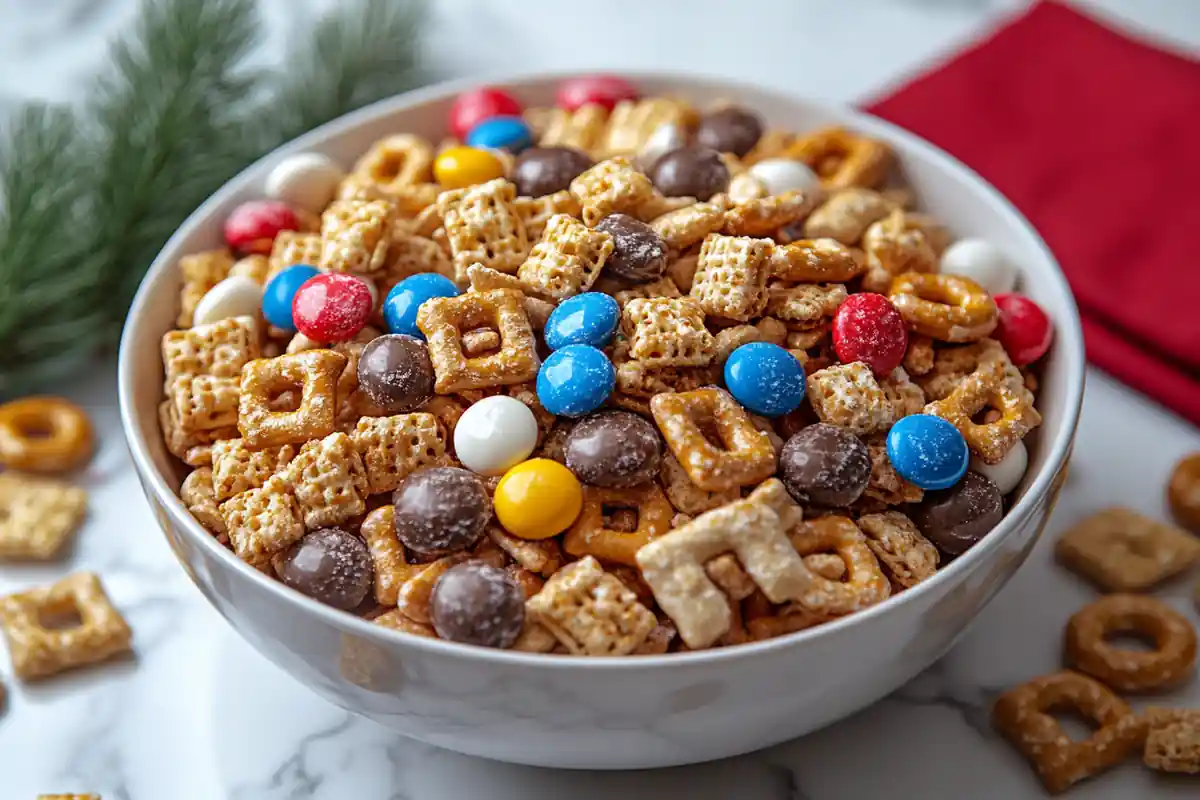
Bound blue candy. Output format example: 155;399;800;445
723;342;806;417
886;414;969;491
465;116;533;152
536;344;615;417
261;264;320;331
544;292;620;350
383;273;460;339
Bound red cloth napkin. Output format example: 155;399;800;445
865;0;1200;426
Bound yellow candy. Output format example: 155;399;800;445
433;146;506;189
494;458;583;540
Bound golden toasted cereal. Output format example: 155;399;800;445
526;556;657;656
319;199;394;275
439;178;529;281
219;474;304;571
650;196;730;252
1143;707;1200;774
267;231;323;281
237;349;346;449
382;234;455;286
180;467;226;541
802;188;895;244
0;473;87;560
805;363;894;436
600;97;694;158
764;282;847;328
1064;594;1197;693
915;337;1021;401
902;334;935;376
161;315;260;384
722;190;822;237
517;213;614;299
167;374;240;434
569;157;656;226
564;483;673;567
612;276;681;309
689;234;773;322
861;442;924;506
284;432;368;529
1054;508;1200;593
417;289;540;394
209;438;296;504
514;190;583;241
350;413;445;495
657;454;740;516
651;388;777;492
861;209;938;293
621;297;714;368
879;367;926;420
528;104;608;153
856;512;938;588
229;253;269;284
177;249;234;327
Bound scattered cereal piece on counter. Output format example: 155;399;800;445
1143;707;1200;774
1168;452;1200;533
0;473;87;560
1055;508;1200;593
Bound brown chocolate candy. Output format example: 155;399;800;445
357;334;434;414
393;467;490;557
565;411;662;488
779;423;870;507
695;106;765;158
278;527;374;610
512;146;594;197
430;561;525;648
594;214;669;282
912;471;1003;557
648;145;730;201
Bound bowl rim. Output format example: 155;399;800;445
118;68;1085;669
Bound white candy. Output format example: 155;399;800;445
637;123;688;171
970;439;1028;496
939;238;1017;295
192;275;263;327
454;395;539;476
264;152;345;214
747;158;821;196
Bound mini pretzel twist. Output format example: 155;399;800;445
889;271;998;343
351;134;435;193
0;397;94;474
785;127;892;190
1064;594;1198;693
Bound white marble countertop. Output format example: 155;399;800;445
2;0;1199;797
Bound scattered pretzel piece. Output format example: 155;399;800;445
1064;594;1197;693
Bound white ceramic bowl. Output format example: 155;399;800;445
118;72;1084;769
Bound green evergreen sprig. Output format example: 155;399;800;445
0;0;426;395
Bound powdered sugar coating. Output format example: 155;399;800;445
430;561;525;648
278;527;374;610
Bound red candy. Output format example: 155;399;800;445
994;293;1053;366
556;75;639;113
832;292;908;375
223;200;299;254
449;87;522;141
292;273;373;343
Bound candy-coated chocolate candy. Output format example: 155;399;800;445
832;292;908;375
464;116;533;153
261;264;320;331
544;292;620;350
382;273;460;338
594;214;668;282
493;458;584;540
994;293;1053;366
564;411;662;488
747;158;820;196
556;75;638;112
970;439;1028;496
637;122;688;171
511;146;593;197
779;423;870;507
912;471;1003;557
264;152;345;214
695;106;764;158
940;239;1016;295
454;395;540;476
192;275;263;327
223;199;299;254
434;146;507;190
723;342;806;417
357;334;434;413
649;145;729;201
886;414;970;491
535;344;615;417
449;86;522;141
292;273;373;343
393;467;491;556
431;561;525;648
278;527;373;610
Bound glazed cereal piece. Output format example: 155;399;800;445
0;572;131;680
879;367;926;419
1064;594;1197;693
526;556;657;656
764;282;847;328
992;671;1146;795
650;196;730;252
787;127;892;190
285;432;369;529
856;512;938;589
517;213;615;299
801;188;894;244
229;253;270;284
417;289;540;394
180;467;226;541
621;297;714;368
0;473;87;560
167;374;240;434
237;349;346;449
612;277;681;309
651;388;777;492
350;413;445;495
177;248;235;327
564;483;673;567
614;360;714;399
465;262;546;300
722;190;822;237
382;234;455;286
319;199;393;275
209;438;297;503
161;315;260;384
861;439;923;506
902;334;935;376
712;325;762;366
689;234;773;322
1055;508;1200;592
220;474;305;571
373;608;437;637
351;134;435;192
658;454;740;515
528;104;609;153
267;231;323;281
359;505;422;606
1143;708;1200;774
784;516;890;616
1167;452;1200;532
514;190;584;241
861;209;938;293
925;360;1041;465
488;526;564;577
569;156;657;226
158;401;235;462
805;362;894;436
636;479;808;649
439;178;529;281
769;238;865;283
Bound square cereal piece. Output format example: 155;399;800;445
381;233;455;285
286;432;369;529
360;505;423;606
0;572;131;680
564;483;674;567
1144;707;1200;774
168;374;240;434
416;289;540;394
237;349;347;449
689;234;773;322
880;366;926;419
569;157;656;226
438;178;529;280
229;253;270;284
526;556;657;656
806;362;895;435
180;467;227;541
650;196;730;251
658;454;740;515
862;439;923;506
158;401;235;461
177;248;234;327
722;190;822;237
612;277;681;309
220;474;304;570
857;511;939;589
614;360;714;399
599;97;695;157
1054;508;1200;592
210;438;297;504
517;214;614;300
488;526;564;577
268;231;323;280
527;104;609;152
0;473;87;560
621;297;714;368
514;190;582;241
351;413;446;494
319;199;394;275
764;282;848;327
161;315;260;384
650;388;777;492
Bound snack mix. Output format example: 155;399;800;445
160;76;1059;658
